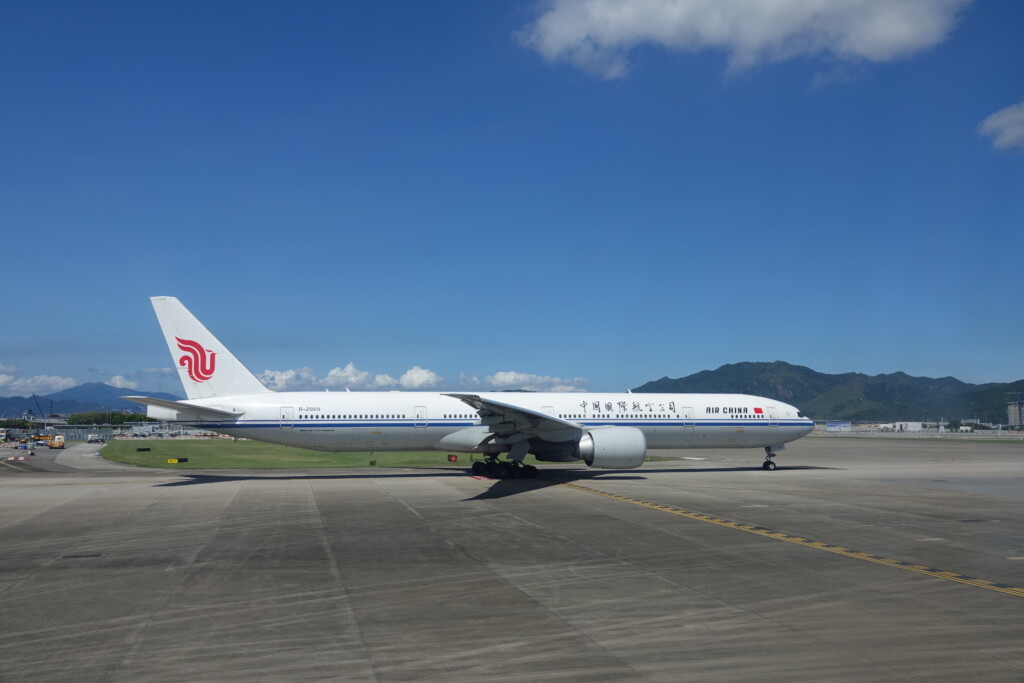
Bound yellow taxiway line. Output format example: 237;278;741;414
560;482;1024;599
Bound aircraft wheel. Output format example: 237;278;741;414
523;465;538;479
471;461;486;475
495;462;512;480
763;460;776;471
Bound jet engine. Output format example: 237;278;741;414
577;426;646;469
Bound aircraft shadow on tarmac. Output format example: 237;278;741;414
154;464;835;500
464;465;835;501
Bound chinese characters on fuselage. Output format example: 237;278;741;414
579;400;677;413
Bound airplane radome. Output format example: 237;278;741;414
126;297;815;478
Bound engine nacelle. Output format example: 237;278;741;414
578;427;646;469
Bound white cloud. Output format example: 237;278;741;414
321;362;371;389
979;101;1024;152
253;364;586;393
484;370;589;393
373;374;399;388
399;366;443;389
0;362;18;373
108;375;139;390
517;0;971;79
0;374;78;395
457;372;481;388
260;367;321;391
261;363;443;391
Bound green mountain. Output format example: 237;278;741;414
0;382;180;417
633;361;1020;422
962;379;1024;424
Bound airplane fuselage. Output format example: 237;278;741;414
130;297;816;471
164;391;814;457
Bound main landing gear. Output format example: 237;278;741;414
762;445;783;470
471;456;538;479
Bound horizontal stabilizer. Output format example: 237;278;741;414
123;396;242;423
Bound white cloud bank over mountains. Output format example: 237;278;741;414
517;0;972;78
260;364;444;391
0;362;588;396
0;363;78;395
259;364;588;393
480;370;589;393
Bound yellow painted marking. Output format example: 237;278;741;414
560;482;1024;599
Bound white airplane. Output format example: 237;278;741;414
126;297;814;478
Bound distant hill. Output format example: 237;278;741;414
0;382;180;418
634;361;1022;422
5;371;1022;423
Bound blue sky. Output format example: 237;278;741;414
1;0;1022;397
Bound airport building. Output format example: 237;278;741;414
1009;401;1024;428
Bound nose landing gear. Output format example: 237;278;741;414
762;444;783;470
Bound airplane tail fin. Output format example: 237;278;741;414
151;296;271;399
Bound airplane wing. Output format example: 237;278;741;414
444;393;581;441
122;396;242;422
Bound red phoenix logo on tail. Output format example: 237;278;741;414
176;337;217;382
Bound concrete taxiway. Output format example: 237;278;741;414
1;438;1023;681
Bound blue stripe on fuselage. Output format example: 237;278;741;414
174;420;812;430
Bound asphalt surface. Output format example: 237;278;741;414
1;437;1023;681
